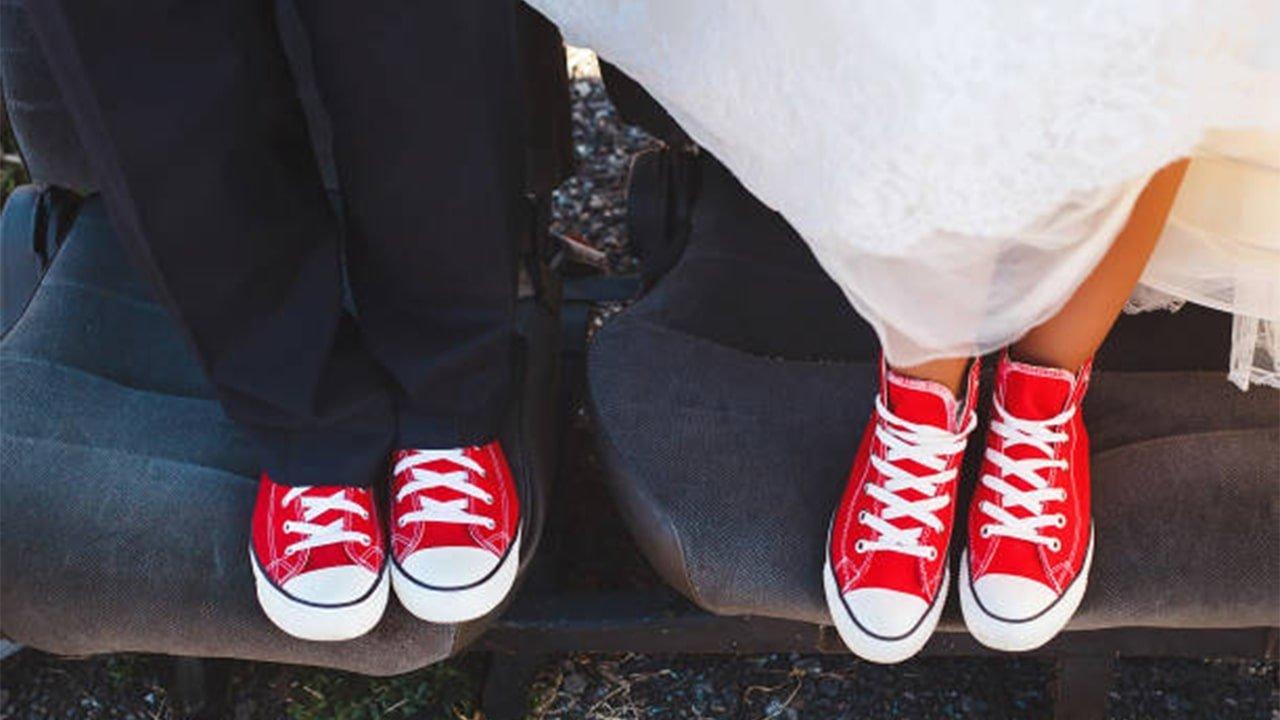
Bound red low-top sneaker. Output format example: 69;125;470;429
249;475;389;641
824;359;980;663
389;442;521;623
960;353;1094;652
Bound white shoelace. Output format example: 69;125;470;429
856;395;975;559
395;449;495;530
978;400;1075;551
280;487;372;556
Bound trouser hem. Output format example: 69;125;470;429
252;422;394;488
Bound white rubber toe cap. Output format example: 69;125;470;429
399;546;500;588
843;587;930;638
823;559;947;664
281;565;380;605
970;573;1060;621
250;548;390;642
392;533;521;624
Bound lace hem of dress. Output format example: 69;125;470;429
1125;285;1279;391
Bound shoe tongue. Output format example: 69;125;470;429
884;369;959;431
999;358;1075;420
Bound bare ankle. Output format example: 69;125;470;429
889;357;972;397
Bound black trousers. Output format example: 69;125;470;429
27;0;525;487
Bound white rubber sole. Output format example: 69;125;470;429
822;558;948;664
959;526;1095;652
249;549;390;642
392;531;521;624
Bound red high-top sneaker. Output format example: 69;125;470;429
960;353;1094;651
249;475;389;641
389;442;521;623
824;359;980;663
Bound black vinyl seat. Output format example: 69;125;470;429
588;150;1280;635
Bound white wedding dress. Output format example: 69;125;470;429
529;0;1280;388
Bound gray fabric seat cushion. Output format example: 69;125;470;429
588;156;1280;631
0;199;553;674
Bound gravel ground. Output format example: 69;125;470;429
526;654;1055;719
2;50;1277;720
550;48;657;276
3;650;1276;719
527;655;1280;720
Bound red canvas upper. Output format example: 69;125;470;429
967;353;1093;594
250;474;385;589
829;359;981;603
390;441;520;565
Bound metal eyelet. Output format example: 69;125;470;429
854;540;867;554
926;547;938;561
486;520;497;530
857;510;869;523
359;536;371;547
283;521;295;533
1049;538;1062;552
979;525;991;538
1053;514;1067;528
397;518;407;528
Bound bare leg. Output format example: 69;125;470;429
1012;159;1190;371
891;158;1190;392
894;357;971;396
